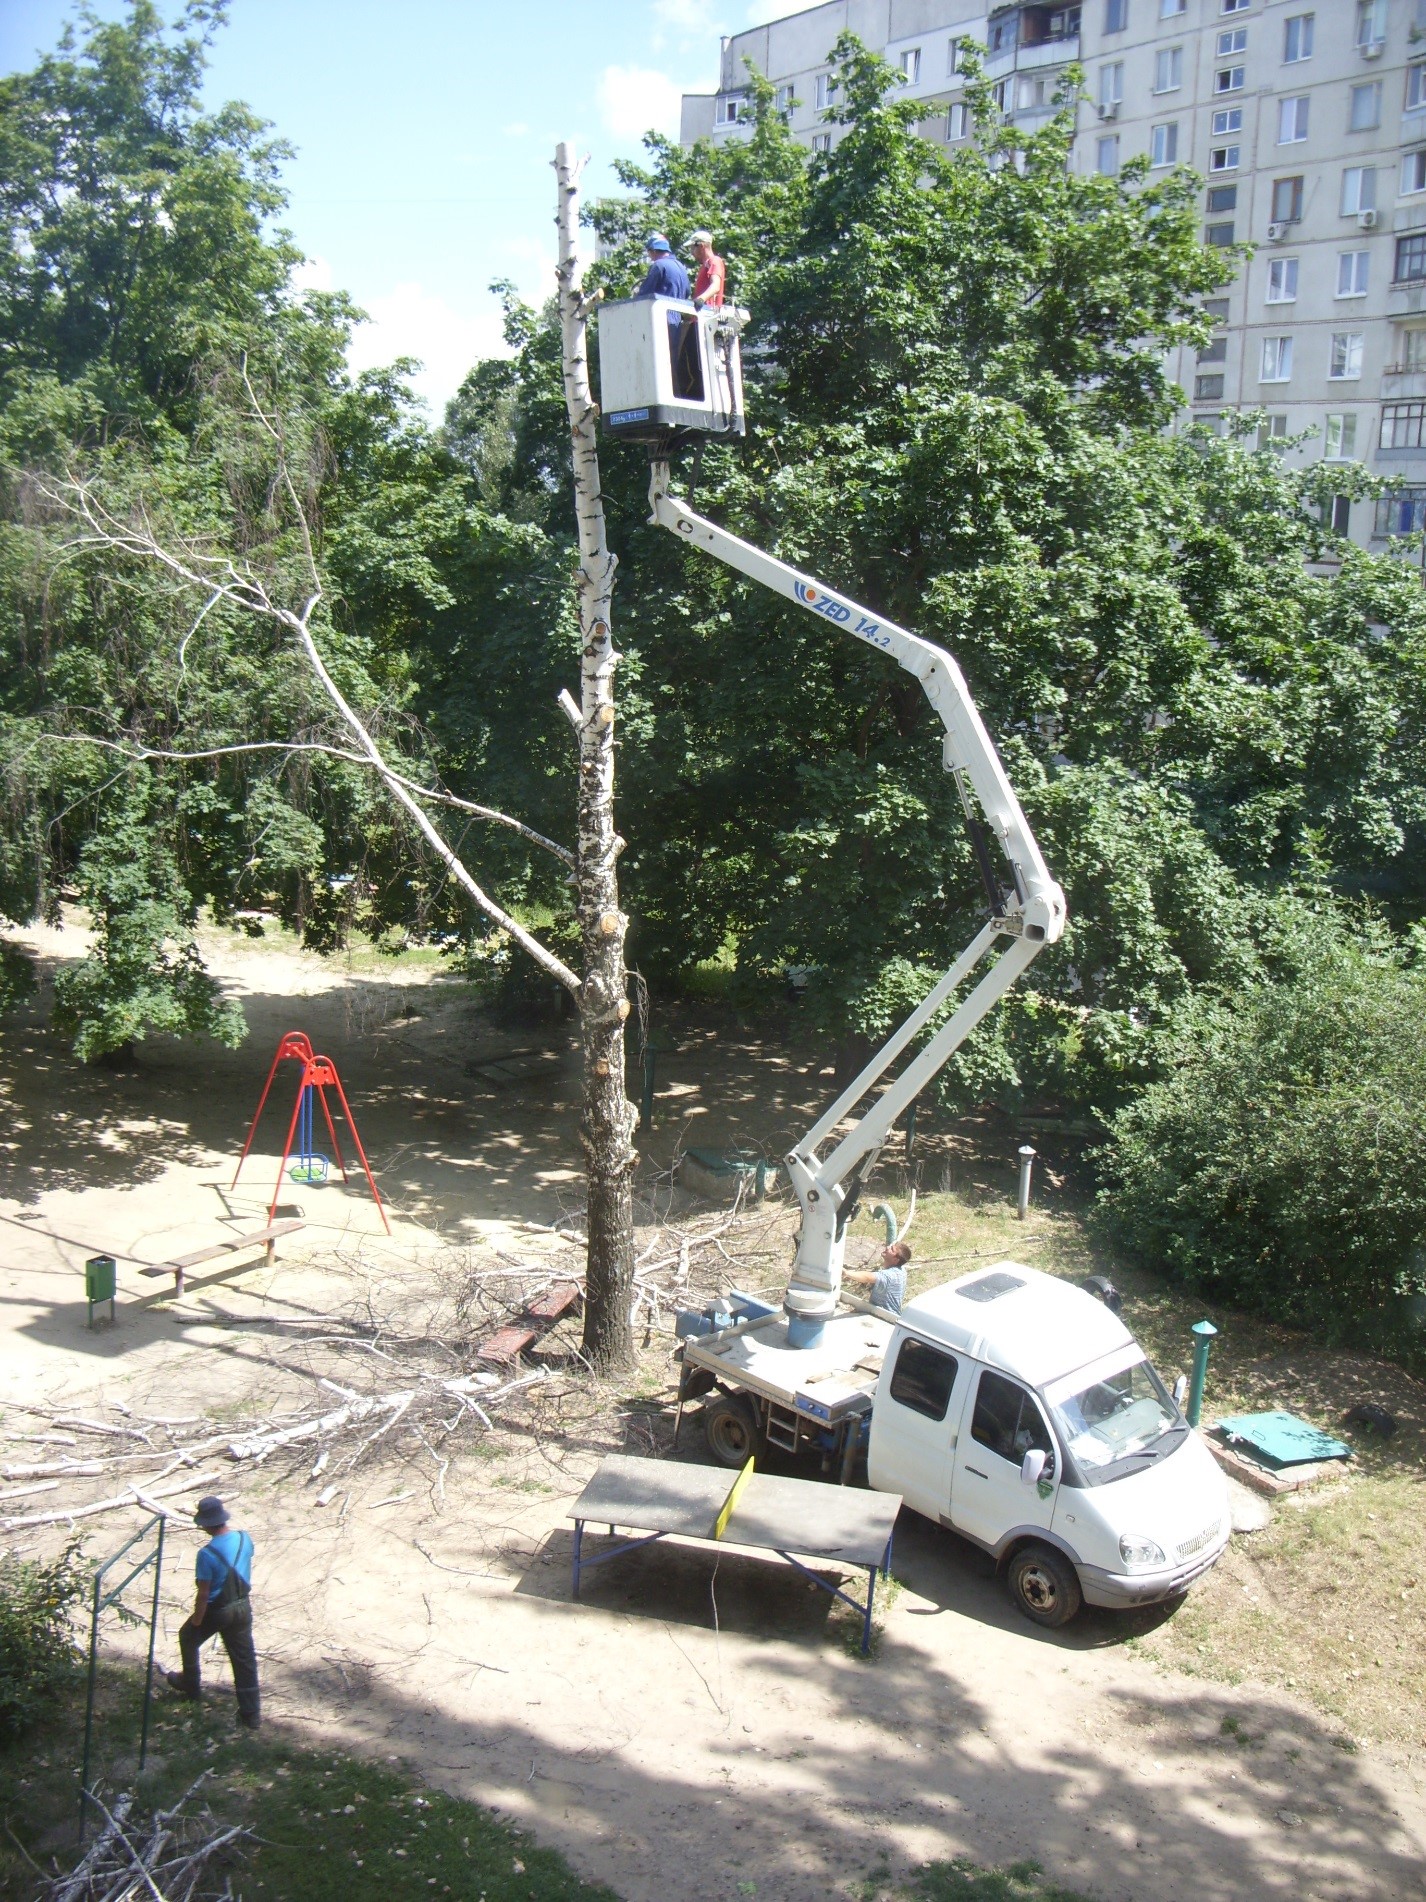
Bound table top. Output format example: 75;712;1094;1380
569;1454;900;1569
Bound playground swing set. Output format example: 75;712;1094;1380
232;1030;390;1233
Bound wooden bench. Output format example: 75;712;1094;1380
139;1219;305;1297
476;1281;581;1366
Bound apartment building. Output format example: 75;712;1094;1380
680;0;1426;545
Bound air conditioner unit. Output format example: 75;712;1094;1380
1266;221;1288;242
1098;99;1120;120
1362;40;1384;59
1359;208;1380;229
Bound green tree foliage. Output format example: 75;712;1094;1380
444;41;1426;1119
0;1544;84;1742
1097;912;1426;1330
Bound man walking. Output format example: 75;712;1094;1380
165;1495;260;1728
690;230;727;310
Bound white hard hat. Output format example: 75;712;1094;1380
690;229;714;245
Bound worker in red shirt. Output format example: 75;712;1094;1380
690;230;726;309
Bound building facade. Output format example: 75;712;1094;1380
681;0;1426;545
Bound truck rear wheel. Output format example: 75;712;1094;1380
703;1393;760;1468
1006;1542;1082;1628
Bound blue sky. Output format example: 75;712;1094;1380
0;0;809;413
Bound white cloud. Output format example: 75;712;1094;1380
598;64;688;143
653;0;728;39
346;281;515;416
291;254;334;296
502;121;530;138
744;0;815;23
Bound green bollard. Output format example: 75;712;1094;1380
1186;1319;1218;1428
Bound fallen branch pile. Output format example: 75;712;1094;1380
48;1777;248;1901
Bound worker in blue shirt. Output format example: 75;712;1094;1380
164;1495;261;1727
635;233;691;301
846;1241;912;1315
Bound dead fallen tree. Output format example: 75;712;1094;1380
49;1777;248;1901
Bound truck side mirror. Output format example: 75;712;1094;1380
1172;1375;1189;1410
1020;1447;1048;1487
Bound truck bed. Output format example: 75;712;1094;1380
683;1308;892;1424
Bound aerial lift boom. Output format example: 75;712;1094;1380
646;461;1066;1345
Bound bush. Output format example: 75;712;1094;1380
0;1545;85;1741
1096;923;1426;1336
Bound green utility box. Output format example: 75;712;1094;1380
85;1254;117;1330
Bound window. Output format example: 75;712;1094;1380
988;14;1016;53
1205;221;1235;247
1377;489;1426;536
774;84;794;117
1330;332;1364;380
1259;413;1289;447
889;1338;958;1421
1284;13;1314;62
1342;167;1378;215
1261;335;1294;381
1337;250;1369;297
1160;0;1185;15
715;95;744;125
900;47;921;83
1198;335;1228;363
1195;373;1226;400
1394;326;1426;370
1097;133;1121;174
1203;297;1231;321
1397;233;1426;281
812;132;831;154
1356;0;1386;48
970;1372;1054;1468
992;77;1012;114
1350;83;1382;132
1215;66;1245;95
1381;402;1426;448
1212;108;1243;137
1154;46;1183;92
1324;414;1359;458
1272;176;1304;223
1210;145;1240;172
1207;184;1237;212
1105;0;1128;29
1217;28;1247;56
1408;65;1426;112
1151;122;1179;167
948;36;965;75
1278;97;1309;143
1222;0;1249;11
1324;495;1352;535
814;73;835;109
1100;62;1124;108
947;101;970;141
1267;257;1300;301
1018;74;1053;110
1404;151;1426;196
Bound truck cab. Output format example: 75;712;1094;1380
868;1263;1230;1626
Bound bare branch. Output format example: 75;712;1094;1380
39;734;575;867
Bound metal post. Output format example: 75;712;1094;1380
138;1517;165;1773
639;1045;656;1132
1186;1319;1218;1428
904;1099;918;1161
1016;1144;1036;1220
79;1574;103;1833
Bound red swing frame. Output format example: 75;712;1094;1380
232;1030;390;1233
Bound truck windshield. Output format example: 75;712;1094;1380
1052;1359;1178;1475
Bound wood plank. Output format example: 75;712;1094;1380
524;1282;580;1324
477;1325;538;1365
138;1220;304;1277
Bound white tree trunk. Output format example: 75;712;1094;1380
554;141;637;1373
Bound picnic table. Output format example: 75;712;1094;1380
567;1453;901;1655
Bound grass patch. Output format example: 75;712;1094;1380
857;1857;1095;1902
0;1663;616;1902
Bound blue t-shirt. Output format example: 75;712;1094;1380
636;256;691;301
196;1529;253;1592
869;1266;907;1314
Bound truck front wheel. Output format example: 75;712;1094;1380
1006;1542;1082;1628
704;1393;760;1468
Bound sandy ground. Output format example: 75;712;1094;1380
3;922;1425;1901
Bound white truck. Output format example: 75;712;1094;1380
597;295;1231;1628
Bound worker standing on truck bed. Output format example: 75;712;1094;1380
690;230;726;309
635;233;690;301
845;1241;911;1314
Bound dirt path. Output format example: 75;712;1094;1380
3;923;1425;1901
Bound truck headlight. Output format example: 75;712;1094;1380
1119;1534;1166;1571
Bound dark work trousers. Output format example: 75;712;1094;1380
178;1597;261;1726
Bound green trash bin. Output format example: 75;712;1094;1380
85;1254;117;1330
